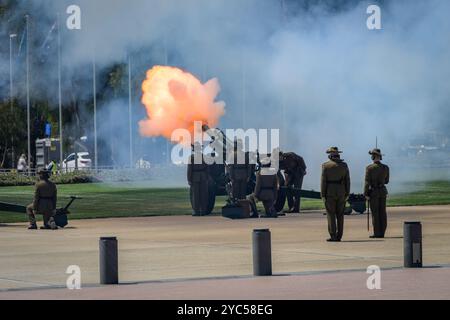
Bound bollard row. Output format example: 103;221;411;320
98;222;423;285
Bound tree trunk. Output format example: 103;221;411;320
0;143;8;168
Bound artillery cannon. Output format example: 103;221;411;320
0;196;80;228
193;126;323;216
191;125;260;215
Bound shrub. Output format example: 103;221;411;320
0;171;100;187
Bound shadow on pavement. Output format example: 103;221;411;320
341;240;384;243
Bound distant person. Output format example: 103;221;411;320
17;154;27;173
364;148;390;238
187;143;210;216
136;156;151;169
280;151;307;213
321;147;350;242
26;169;58;230
247;157;279;218
46;160;58;175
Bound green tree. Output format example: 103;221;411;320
0;100;26;168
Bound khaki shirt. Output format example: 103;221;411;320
33;179;57;213
284;152;307;177
320;159;351;198
364;162;390;197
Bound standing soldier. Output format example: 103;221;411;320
247;157;279;218
227;139;252;200
281;152;307;213
187;142;210;216
26;169;58;230
321;147;350;242
364;148;390;238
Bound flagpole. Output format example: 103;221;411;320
164;33;169;164
57;13;63;170
10;33;17;169
93;56;98;172
128;54;133;168
25;15;31;175
242;50;246;129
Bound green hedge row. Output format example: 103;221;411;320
0;172;101;187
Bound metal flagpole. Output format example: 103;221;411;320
25;15;31;174
242;50;246;129
128;54;133;168
10;33;17;168
57;13;64;169
93;56;98;171
164;33;169;164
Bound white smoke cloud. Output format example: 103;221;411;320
1;0;449;191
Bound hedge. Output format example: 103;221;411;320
0;172;101;187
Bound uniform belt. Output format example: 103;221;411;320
370;185;385;189
327;180;343;184
260;186;274;190
192;168;207;172
39;196;54;199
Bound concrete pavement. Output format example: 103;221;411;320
1;205;450;298
2;267;450;300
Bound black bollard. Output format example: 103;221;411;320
99;237;119;284
404;222;422;268
252;229;272;276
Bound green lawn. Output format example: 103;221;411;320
0;181;449;223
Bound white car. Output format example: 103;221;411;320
63;152;92;171
135;158;151;169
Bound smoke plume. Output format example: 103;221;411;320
1;0;449;190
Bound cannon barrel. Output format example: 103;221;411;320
0;202;27;214
280;186;321;199
0;196;81;215
202;124;235;155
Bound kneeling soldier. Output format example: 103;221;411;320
247;157;279;218
27;169;58;230
364;148;390;238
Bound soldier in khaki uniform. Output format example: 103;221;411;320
228;139;252;200
321;147;351;242
26;169;58;230
282;152;307;213
364;148;390;238
187;143;210;216
247;157;279;218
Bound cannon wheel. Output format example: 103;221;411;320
274;171;286;212
189;182;216;216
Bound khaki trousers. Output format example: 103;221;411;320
370;196;387;237
26;204;56;227
324;196;346;240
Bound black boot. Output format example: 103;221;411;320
28;224;37;230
